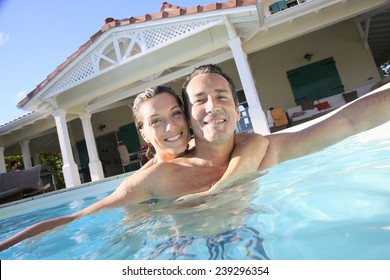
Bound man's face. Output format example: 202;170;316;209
185;73;240;143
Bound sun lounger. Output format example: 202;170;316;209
0;165;50;204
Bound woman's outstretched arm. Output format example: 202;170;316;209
0;215;77;251
0;167;155;252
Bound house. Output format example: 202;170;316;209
0;0;389;188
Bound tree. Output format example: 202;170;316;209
381;61;390;75
39;153;65;189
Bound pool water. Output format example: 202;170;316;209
0;122;389;260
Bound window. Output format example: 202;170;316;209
235;90;253;133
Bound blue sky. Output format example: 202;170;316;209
0;0;215;125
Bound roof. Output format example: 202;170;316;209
17;0;257;109
12;0;390;114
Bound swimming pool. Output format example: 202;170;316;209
1;121;389;260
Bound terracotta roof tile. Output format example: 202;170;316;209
160;2;182;12
90;30;103;42
186;5;203;14
18;0;257;109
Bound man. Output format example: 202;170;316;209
0;64;389;251
182;64;390;172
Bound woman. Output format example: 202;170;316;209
0;85;268;251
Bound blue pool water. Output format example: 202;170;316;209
0;122;389;260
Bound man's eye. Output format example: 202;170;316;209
194;99;206;104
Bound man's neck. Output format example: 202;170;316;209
191;136;235;167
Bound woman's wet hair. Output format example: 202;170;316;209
133;86;183;130
132;85;184;160
181;64;239;117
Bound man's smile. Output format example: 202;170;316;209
203;118;226;125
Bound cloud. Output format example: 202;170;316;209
13;90;26;102
0;32;10;46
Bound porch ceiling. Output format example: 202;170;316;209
357;3;390;66
246;0;390;65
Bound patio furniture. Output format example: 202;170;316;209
270;108;289;127
0;165;50;204
269;0;288;13
286;82;378;126
117;145;143;172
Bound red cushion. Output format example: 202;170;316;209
315;101;331;111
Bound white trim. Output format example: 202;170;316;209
38;18;223;102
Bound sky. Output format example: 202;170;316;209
0;0;215;125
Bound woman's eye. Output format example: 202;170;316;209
172;110;183;116
150;119;161;126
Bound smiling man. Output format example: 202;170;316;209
184;71;240;143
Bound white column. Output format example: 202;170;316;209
79;113;104;181
33;153;41;166
19;139;32;168
53;109;81;187
0;147;6;173
228;36;270;135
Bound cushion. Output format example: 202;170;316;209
301;100;315;111
315;101;331;111
370;76;390;91
291;111;305;118
270;108;289;127
342;90;358;103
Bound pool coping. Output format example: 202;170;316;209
0;172;133;219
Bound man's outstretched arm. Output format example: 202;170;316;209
261;85;390;170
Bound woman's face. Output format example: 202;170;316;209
139;92;189;162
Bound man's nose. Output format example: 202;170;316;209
205;97;218;113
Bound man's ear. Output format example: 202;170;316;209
235;106;241;121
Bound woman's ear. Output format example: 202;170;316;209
140;129;150;144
